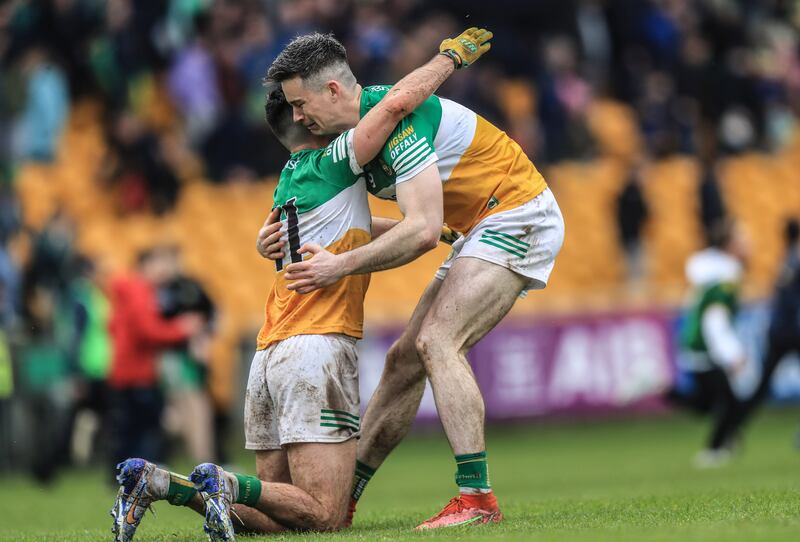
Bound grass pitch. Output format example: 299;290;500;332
1;408;798;541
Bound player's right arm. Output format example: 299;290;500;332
283;163;443;293
371;216;400;239
350;27;492;167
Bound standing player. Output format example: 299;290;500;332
109;29;490;541
675;220;749;467
261;31;564;529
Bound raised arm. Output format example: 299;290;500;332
351;27;492;167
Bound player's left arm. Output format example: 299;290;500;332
350;27;492;167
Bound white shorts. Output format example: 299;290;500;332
436;188;565;291
244;334;360;450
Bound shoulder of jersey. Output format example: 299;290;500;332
363;85;392;93
327;132;350;165
283;157;302;170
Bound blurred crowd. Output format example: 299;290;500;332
0;211;223;481
1;0;798;183
1;0;800;477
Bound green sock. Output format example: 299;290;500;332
455;451;491;492
234;473;262;507
352;460;376;501
166;473;197;506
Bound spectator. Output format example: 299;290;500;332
738;218;800;441
100;110;181;215
65;256;112;466
0;321;11;471
538;35;594;162
166;12;223;147
616;160;649;282
107;247;202;479
0;241;18;329
698;161;728;245
14;45;69;162
26;209;75;294
157;247;216;463
669;220;750;468
17;283;73;483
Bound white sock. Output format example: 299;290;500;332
223;470;239;502
149;467;170;500
459;487;493;495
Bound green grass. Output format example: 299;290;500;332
1;408;798;541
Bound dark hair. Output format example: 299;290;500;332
707;218;733;249
264;85;309;148
267;32;351;84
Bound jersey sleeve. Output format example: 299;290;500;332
381;111;438;184
318;129;363;186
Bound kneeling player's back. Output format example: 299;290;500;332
257;130;371;350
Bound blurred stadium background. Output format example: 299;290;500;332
0;0;799;539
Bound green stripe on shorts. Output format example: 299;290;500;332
321;415;361;425
484;229;529;248
478;237;527;258
321;408;360;421
320;422;360;431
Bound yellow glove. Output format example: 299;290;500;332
439;27;493;69
440;223;461;245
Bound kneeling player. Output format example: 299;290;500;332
109;28;491;541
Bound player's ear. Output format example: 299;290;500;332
326;80;341;101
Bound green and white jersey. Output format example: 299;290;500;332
257;129;372;350
359;85;548;234
358;85;441;197
682;283;739;353
680;248;743;369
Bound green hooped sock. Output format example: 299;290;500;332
454;451;490;491
352;460;376;501
234;473;262;507
166;473;198;506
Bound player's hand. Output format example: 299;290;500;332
257;207;285;260
439;27;493;69
440;223;461;245
284;244;343;294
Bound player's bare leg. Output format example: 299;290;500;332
226;450;292;534
357;278;442;466
192;440;356;536
414;256;527;529
347;278;442;524
268;440;357;530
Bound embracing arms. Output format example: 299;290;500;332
351;26;494;167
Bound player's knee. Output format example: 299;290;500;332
255;465;270;481
313;505;342;532
385;340;425;381
415;330;448;374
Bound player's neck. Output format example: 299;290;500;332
290;134;332;153
341;83;363;129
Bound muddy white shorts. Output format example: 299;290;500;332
435;188;565;291
244;334;360;450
